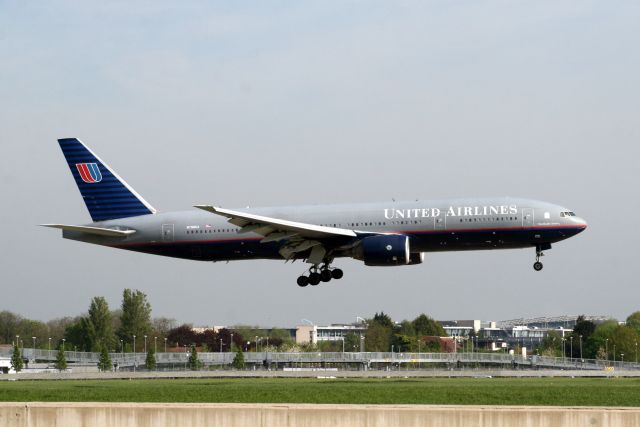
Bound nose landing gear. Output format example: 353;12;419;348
533;243;551;271
297;263;344;287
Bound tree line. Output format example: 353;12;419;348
538;312;640;361
1;289;175;353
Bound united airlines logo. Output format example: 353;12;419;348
75;163;103;183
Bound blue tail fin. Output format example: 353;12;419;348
57;138;156;222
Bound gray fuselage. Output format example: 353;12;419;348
62;197;587;264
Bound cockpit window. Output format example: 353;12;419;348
560;211;576;217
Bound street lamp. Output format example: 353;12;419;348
230;333;234;351
164;337;167;353
621;353;625;366
15;335;19;348
570;336;573;361
32;336;36;350
255;336;258;353
120;340;124;354
579;335;583;360
48;337;51;353
605;338;609;361
144;335;147;354
62;338;66;352
133;335;137;371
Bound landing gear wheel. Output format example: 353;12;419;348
308;272;321;286
320;269;332;282
331;269;344;280
533;261;543;271
297;276;309;287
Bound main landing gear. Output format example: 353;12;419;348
297;264;344;287
533;243;551;271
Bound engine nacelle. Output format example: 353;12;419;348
354;234;410;266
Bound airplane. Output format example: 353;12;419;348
43;138;587;287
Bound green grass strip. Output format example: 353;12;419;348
2;378;639;406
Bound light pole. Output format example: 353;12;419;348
62;338;66;352
579;335;583;360
48;337;51;354
570;336;573;361
164;337;167;353
32;336;36;350
120;340;124;354
605;338;609;361
133;335;136;371
144;335;147;354
255;336;258;353
621;353;625;366
230;333;234;351
342;337;345;353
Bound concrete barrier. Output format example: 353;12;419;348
0;403;638;427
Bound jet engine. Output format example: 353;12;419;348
353;234;410;266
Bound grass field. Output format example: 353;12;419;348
1;377;639;406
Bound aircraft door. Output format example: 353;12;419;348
522;208;534;227
434;210;446;230
162;224;174;242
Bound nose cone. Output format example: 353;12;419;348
574;216;588;233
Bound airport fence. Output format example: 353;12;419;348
2;348;639;371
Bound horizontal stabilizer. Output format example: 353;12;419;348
40;224;136;237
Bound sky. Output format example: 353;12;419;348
1;1;639;328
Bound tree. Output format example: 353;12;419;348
371;312;394;329
55;344;67;371
10;344;23;372
412;314;446;337
364;322;392;352
188;346;201;370
98;345;112;372
540;330;562;357
200;329;219;352
118;289;152;351
585;320;618;359
145;347;157;370
626;312;640;334
217;328;244;351
152;317;176;338
86;297;115;352
0;311;22;344
16;319;49;346
167;324;198;348
344;332;361;352
231;349;245;369
610;325;639;360
64;317;90;351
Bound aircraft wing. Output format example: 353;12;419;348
194;205;357;241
